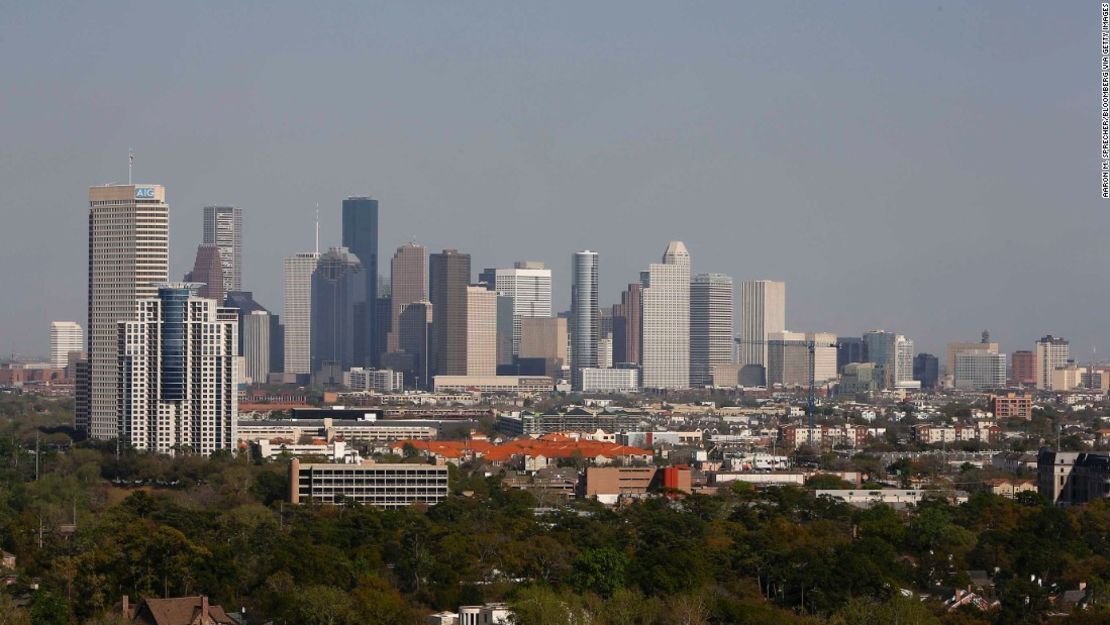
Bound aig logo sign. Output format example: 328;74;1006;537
135;187;155;199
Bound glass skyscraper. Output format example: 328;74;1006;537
342;197;379;365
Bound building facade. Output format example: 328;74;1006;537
184;243;225;303
836;337;867;373
386;242;427;354
118;284;237;455
202;205;242;293
289;459;449;508
485;262;552;357
864;330;917;389
690;273;733;387
82;184;169;439
611;283;642;367
466;286;498;376
913;353;939;389
640;241;691;389
1011;350;1035;386
242;310;271;384
739;280;786;379
580;367;640;394
953;351;1007;391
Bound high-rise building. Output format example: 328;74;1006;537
202;206;242;294
224;291;283;374
49;321;83;369
739;280;786;375
466;286;497;376
283;252;319;375
429;250;471;376
836;337;868;372
864;330;917;389
571;251;600;388
611;283;642;366
519;317;568;378
397;301;432;388
342;197;379;366
243;310;271;384
765;331;837;387
118;284;237;455
690;273;733;386
945;340;999;379
310;247;366;374
913;353;939;389
484;262;553;357
953;351;1007;391
495;294;515;368
640;241;691;389
184;243;225;303
1011;350;1035;386
82;184;169;439
386;243;427;354
1034;335;1070;390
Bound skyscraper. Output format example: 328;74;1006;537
690;273;733;386
1034;335;1070;390
397;301;432;388
184;243;225;302
387;243;427;354
466;285;498;376
611;283;642;366
641;241;691;390
913;353;939;389
82;184;169;439
119;284;237;455
243;310;271;384
863;330;917;389
202;206;242;293
571;251;599;388
485;262;553;356
310;247;366;374
283;252;319;375
739;280;786;377
429;249;471;377
836;337;868;372
49;321;83;369
342;197;379;365
224;291;283;375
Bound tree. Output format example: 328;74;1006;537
572;547;628;597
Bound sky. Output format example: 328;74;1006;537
0;2;1102;360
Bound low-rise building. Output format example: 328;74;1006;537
288;459;449;508
458;604;512;625
780;424;883;449
254;438;362;463
911;424;1000;445
988;393;1032;420
1038;450;1110;506
579;367;640;393
584;466;658;504
433;375;554;393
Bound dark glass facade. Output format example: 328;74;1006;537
913;353;939;389
836;336;868;372
342;197;379;366
158;286;191;401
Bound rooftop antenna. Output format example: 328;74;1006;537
314;203;320;255
128;148;133;185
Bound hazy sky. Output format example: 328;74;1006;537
0;2;1101;360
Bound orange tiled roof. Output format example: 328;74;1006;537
390;436;652;462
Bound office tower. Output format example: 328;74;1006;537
373;296;391;370
836;337;868;372
396;301;432;388
49;321;83;369
863;330;916;388
310;247;366;374
118;284;237;455
765;331;837;387
283;252;319;375
184;244;226;302
913;353;939;389
202;206;242;293
598;335;613;369
82;184;169;439
485;262;553;357
1011;350;1035;386
611;283;642;366
1034;335;1070;390
387;243;427;354
520;317;568;378
243;310;271;384
690;273;734;386
953;351;1007;391
224;291;283;374
571;251;600;388
495;294;515;368
429;249;471;376
640;241;691;389
466;286;497;376
739;280;786;373
342;197;379;365
945;339;998;379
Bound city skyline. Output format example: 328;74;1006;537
0;3;1102;358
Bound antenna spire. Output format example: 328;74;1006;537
128;148;134;185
